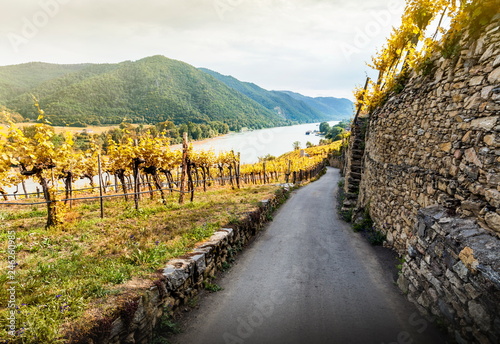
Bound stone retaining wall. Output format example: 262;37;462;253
398;206;500;344
346;14;500;344
357;16;500;250
67;187;291;344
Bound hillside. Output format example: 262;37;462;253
0;105;24;123
200;68;353;121
280;91;354;118
0;56;289;130
0;62;92;102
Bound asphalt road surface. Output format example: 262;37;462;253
169;167;450;344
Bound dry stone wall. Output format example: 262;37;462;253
347;15;500;344
358;17;500;249
398;206;500;344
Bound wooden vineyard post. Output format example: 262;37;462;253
179;132;188;204
286;160;291;183
133;158;144;211
236;152;241;189
98;154;104;219
187;160;195;203
228;159;234;189
21;180;28;199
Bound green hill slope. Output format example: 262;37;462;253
0;62;92;102
0;56;287;130
199;68;327;123
279;91;354;118
200;68;353;121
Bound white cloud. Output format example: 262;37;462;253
0;0;406;99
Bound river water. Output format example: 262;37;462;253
3;121;339;194
188;121;339;164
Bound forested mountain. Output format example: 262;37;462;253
200;68;353;121
280;91;354;118
199;68;328;123
0;56;289;130
0;56;352;130
0;62;92;102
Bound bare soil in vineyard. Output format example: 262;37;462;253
0;184;280;343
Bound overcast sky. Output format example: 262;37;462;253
1;0;406;99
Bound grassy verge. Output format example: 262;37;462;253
0;184;280;343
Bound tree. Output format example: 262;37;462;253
326;126;345;141
191;150;216;191
77;139;100;188
319;122;330;134
258;154;276;162
336;120;351;129
136;133;172;204
292;141;301;150
106;137;135;201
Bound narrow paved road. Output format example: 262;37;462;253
170;168;449;344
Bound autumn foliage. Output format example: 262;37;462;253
1;107;341;227
356;0;498;114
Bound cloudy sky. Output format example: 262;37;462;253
1;0;406;99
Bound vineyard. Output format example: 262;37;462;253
0;108;343;228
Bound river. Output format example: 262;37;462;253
3;121;339;195
187;121;339;164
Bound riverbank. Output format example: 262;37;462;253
169;131;229;151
